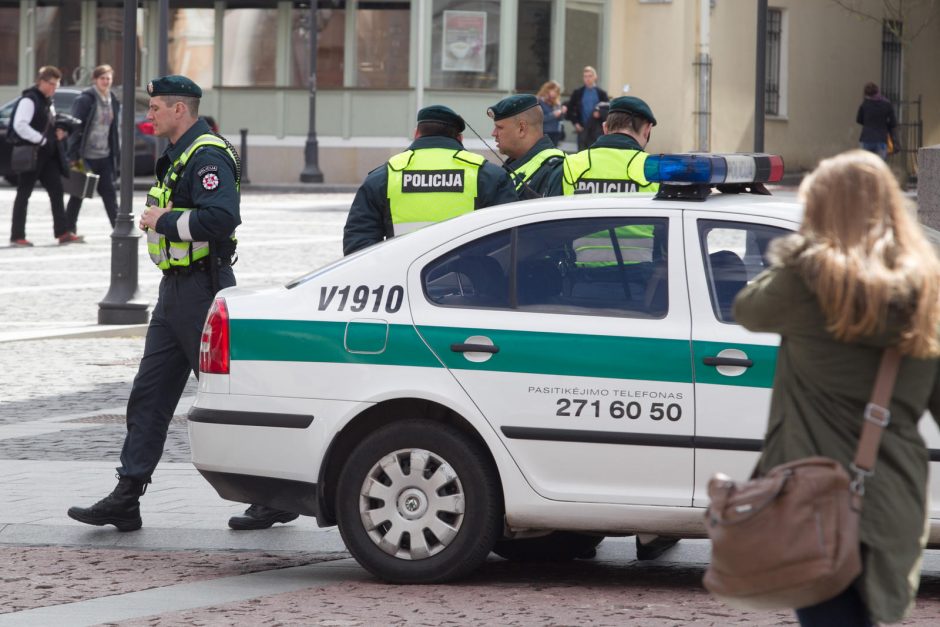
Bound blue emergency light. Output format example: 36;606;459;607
644;153;784;201
644;153;784;185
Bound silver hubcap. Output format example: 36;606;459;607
359;448;465;560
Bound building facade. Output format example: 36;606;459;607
1;0;936;183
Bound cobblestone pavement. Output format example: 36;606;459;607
2;186;940;625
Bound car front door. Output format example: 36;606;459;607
409;209;695;506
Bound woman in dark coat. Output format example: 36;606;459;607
856;82;898;161
734;149;940;626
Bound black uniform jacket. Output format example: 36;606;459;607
505;135;565;199
153;119;240;259
342;135;517;256
545;132;644;196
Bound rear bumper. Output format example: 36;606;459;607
197;469;319;518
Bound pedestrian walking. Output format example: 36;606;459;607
856;82;898;161
487;94;565;199
564;66;609;151
733;149;940;626
8;66;81;247
65;64;121;234
536;80;567;147
67;75;297;532
342;105;517;255
550;95;658;195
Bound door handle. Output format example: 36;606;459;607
703;356;753;368
451;343;499;354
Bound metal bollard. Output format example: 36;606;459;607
239;128;251;185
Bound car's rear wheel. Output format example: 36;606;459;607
492;532;604;562
336;419;502;583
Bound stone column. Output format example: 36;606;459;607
918;145;940;230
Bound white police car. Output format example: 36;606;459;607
189;154;940;583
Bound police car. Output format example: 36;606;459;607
188;154;940;583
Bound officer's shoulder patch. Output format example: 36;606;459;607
197;164;219;177
201;172;221;191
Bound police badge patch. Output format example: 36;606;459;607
202;173;220;190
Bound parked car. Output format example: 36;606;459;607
0;87;157;185
186;154;940;583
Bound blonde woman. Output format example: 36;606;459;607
734;149;940;626
536;80;566;146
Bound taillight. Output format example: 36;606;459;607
200;297;230;375
137;121;155;135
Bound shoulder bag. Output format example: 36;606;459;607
702;347;901;610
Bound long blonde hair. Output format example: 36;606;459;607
774;149;940;357
536;80;562;106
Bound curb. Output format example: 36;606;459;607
0;324;148;344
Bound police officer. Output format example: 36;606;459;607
343;105;517;255
487;94;565;199
67;75;296;532
548;96;659;196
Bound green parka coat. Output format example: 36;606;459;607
733;261;940;624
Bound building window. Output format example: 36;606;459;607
881;20;902;104
515;0;552;92
357;1;410;88
431;0;500;89
222;8;278;87
168;9;215;87
291;5;346;88
0;2;19;85
35;1;82;85
563;1;602;96
96;4;144;87
764;8;782;116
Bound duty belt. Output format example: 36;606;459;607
160;257;223;276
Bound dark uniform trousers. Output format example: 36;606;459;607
118;264;235;482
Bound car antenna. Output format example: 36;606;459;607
462;118;548;200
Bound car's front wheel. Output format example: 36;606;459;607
336;419;502;583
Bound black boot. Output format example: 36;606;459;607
67;477;146;532
228;504;299;530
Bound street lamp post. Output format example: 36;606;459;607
98;0;148;324
300;2;324;183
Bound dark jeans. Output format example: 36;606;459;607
118;265;235;483
10;149;68;241
66;156;118;231
795;585;872;627
860;141;888;161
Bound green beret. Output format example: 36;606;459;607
609;96;656;126
487;94;538;121
416;105;465;132
147;75;203;99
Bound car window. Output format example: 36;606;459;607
423;231;512;308
423;217;669;318
698;219;790;323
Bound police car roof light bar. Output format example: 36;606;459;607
645;153;784;202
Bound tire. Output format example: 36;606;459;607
493;532;604;562
336;419;502;584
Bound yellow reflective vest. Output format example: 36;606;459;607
146;134;239;270
561;147;659;195
510;147;565;195
386;148;485;235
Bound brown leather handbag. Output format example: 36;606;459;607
703;348;901;610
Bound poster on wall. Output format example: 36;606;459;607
442;10;486;72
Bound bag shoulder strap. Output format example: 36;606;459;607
851;347;902;494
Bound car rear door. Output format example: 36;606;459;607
684;212;795;506
409;207;695;506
